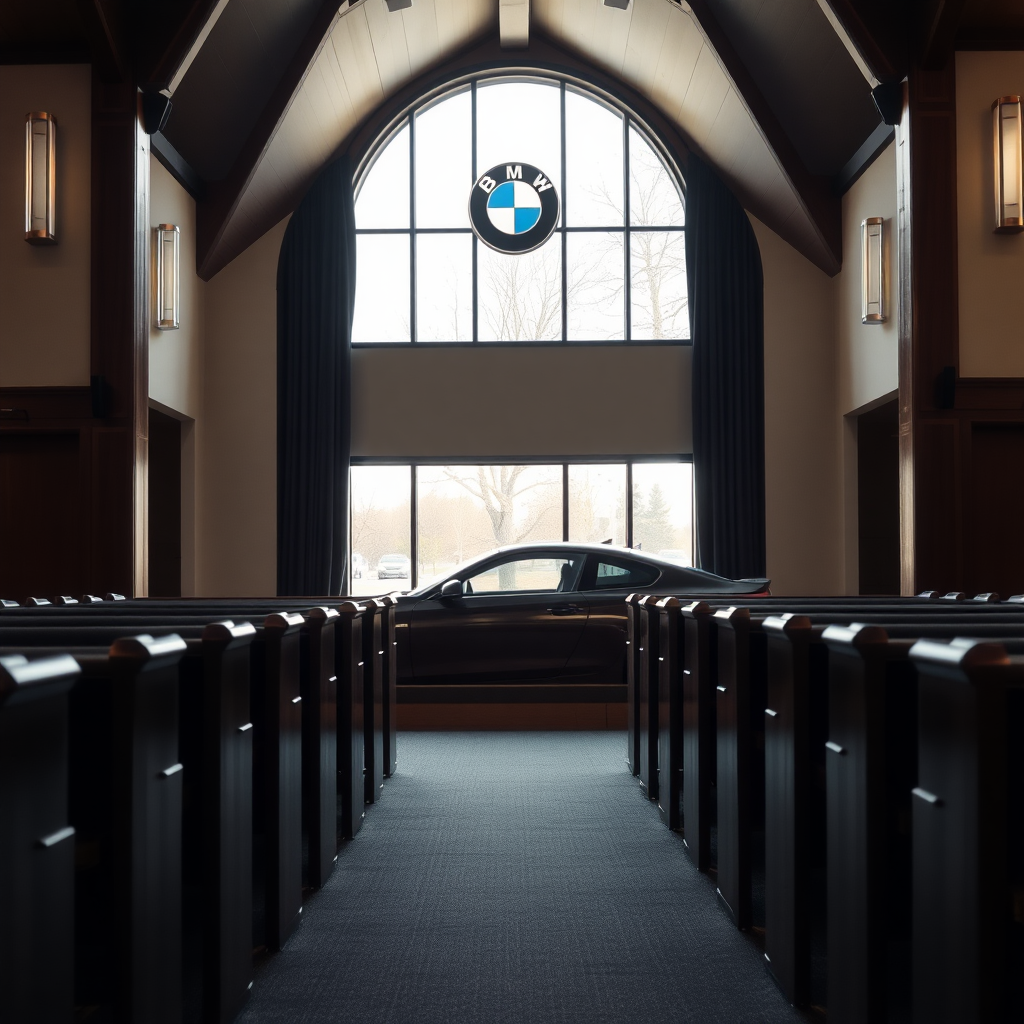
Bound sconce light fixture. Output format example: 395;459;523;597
993;96;1024;233
155;224;180;330
861;217;885;324
25;112;56;244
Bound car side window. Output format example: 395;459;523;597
592;559;659;589
465;556;582;594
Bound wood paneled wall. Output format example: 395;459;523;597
897;60;1024;597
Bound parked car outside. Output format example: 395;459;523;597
377;553;411;579
352;553;367;579
392;542;769;686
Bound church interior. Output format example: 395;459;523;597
2;0;1024;1021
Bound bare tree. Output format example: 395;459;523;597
442;466;560;587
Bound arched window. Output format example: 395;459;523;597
352;76;688;344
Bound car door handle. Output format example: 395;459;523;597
547;605;582;615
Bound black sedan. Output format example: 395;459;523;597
393;543;769;686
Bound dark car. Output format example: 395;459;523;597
392;542;769;686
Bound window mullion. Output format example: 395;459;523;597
409;114;417;344
472;82;479;344
560;82;568;344
623;117;631;342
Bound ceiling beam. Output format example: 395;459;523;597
196;0;345;280
687;0;842;275
499;0;529;49
815;0;907;85
76;0;128;83
141;0;232;94
919;0;968;71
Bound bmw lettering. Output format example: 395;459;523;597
469;163;560;255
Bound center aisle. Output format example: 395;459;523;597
238;732;808;1024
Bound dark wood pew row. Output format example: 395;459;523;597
637;594;1024;1017
0;614;311;1022
3;595;388;825
0;652;80;1024
0;635;189;1024
1;599;370;856
363;599;386;804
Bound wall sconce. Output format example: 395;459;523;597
993;96;1024;233
861;217;886;324
155;224;180;330
24;112;56;244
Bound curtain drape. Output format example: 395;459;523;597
684;152;766;580
277;155;356;595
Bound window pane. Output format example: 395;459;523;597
565;89;623;227
630;230;689;340
350;466;411;596
416;233;473;341
567;232;624;340
593;559;658;589
568;464;626;545
478;235;562;341
415;91;471;228
466;555;577;594
356;123;409;229
353;235;410;342
629;126;684;227
416;465;563;583
631;462;693;564
476;81;562;210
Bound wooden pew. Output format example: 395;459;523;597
379;594;399;778
335;602;366;840
681;601;715;871
637;594;662;800
362;600;385;804
656;596;683;829
625;593;644;776
0;652;80;1024
70;633;187;1024
908;637;1024;1024
301;607;340;890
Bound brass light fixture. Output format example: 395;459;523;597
861;217;886;324
993;96;1024;233
24;112;56;244
155;224;180;330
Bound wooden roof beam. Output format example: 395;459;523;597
687;0;842;276
196;0;344;281
815;0;907;85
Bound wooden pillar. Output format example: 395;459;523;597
89;73;149;597
896;59;961;595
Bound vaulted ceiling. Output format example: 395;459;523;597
2;0;1020;278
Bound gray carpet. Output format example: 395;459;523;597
238;732;809;1024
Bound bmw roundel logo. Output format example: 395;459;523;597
469;162;560;255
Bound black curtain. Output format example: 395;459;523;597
277;155;356;595
684;153;766;580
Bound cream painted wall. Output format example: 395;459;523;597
751;214;843;596
835;142;899;415
149;157;205;594
150;159;204;419
0;65;91;386
199;218;287;596
832;141;900;593
352;345;691;457
956;51;1024;377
